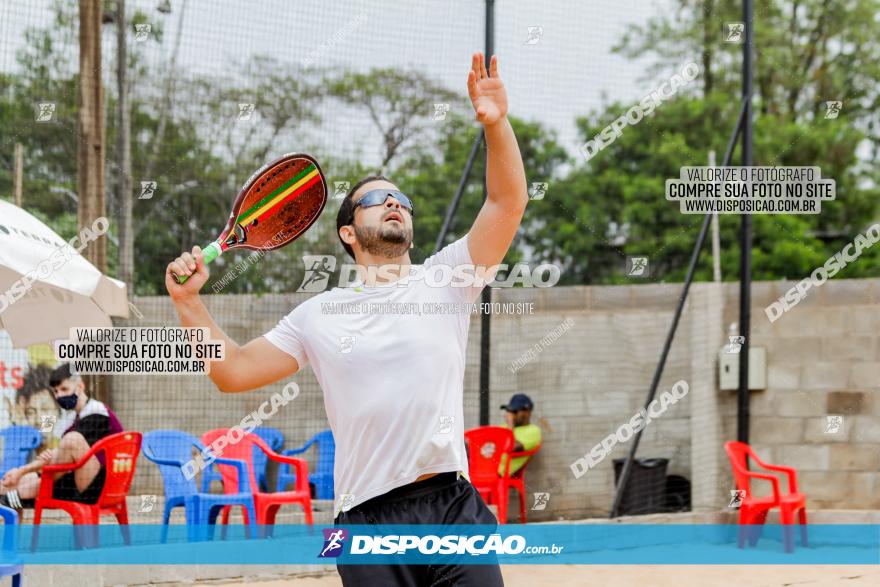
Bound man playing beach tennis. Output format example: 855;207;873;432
166;52;527;586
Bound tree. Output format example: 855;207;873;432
521;0;880;284
527;93;879;284
0;3;80;218
614;0;880;147
327;67;461;172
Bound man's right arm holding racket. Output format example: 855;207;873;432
166;247;300;392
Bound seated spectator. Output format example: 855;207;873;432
498;393;541;476
0;363;123;510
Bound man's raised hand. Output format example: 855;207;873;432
467;52;508;127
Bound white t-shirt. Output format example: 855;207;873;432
263;234;491;515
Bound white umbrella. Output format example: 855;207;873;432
0;199;128;348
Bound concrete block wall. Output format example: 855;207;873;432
490;285;701;520
723;279;880;511
113;278;880;519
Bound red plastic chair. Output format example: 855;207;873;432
32;431;142;550
505;443;542;523
201;429;313;536
464;426;515;523
724;441;808;553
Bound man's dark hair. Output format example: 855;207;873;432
49;363;78;387
336;174;394;260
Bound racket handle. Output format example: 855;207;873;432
174;242;222;284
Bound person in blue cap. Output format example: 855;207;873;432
499;393;541;476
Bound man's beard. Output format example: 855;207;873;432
353;222;413;258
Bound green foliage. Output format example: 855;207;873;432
614;0;880;131
528;93;878;283
326;66;461;171
2;0;877;295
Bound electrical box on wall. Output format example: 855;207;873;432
718;347;766;390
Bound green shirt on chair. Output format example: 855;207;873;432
498;424;541;476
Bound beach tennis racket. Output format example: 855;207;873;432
174;153;327;284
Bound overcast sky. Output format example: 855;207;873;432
1;0;673;167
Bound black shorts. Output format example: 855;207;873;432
334;472;504;587
51;467;106;504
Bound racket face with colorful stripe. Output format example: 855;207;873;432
174;153;327;284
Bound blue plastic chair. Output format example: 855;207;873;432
142;430;256;542
279;429;334;499
0;426;42;477
201;427;283;493
0;505;22;586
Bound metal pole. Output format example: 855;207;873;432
13;143;23;207
737;0;754;444
434;130;484;253
610;98;749;518
117;0;134;293
709;150;721;283
479;0;495;426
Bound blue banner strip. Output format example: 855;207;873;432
0;524;876;565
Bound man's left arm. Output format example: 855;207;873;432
465;52;529;267
514;425;542;453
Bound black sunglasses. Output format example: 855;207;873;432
352;189;415;216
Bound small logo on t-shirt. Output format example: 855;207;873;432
339;336;355;354
438;415;455;434
319;528;348;558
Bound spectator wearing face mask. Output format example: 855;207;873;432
0;363;123;510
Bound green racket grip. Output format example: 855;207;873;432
174;242;222;284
